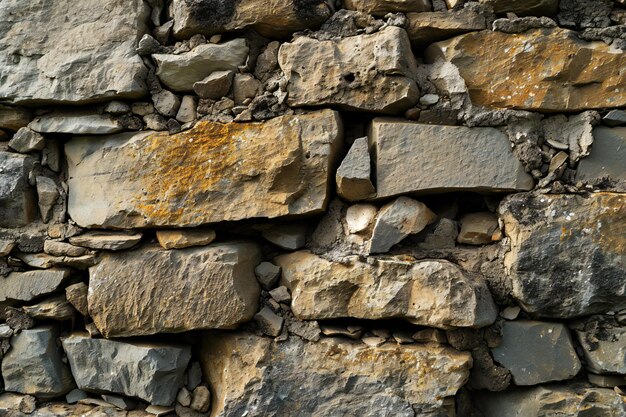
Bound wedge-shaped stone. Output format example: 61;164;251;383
279;27;419;114
275;251;497;328
406;9;487;46
0;0;148;104
369;119;533;198
425;28;626;111
344;0;431;16
500;193;626;318
88;242;261;337
0;152;37;227
572;315;626;375
0;269;70;311
62;335;191;406
65;110;342;228
201;332;471;417
479;0;558;15
171;0;331;39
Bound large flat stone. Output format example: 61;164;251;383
406;9;487;46
62;335;191;406
65;110;342;228
0;152;37;227
201;332;471;417
425;28;626;111
275;251;498;328
369;119;534;198
0;269;70;310
500;192;626;318
0;0;148;104
88;242;261;337
171;0;331;39
576;127;626;184
2;326;75;400
28;113;123;135
279;27;419;114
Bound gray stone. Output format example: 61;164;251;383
43;240;89;257
233;74;261;105
29;113;123;135
2;326;75;399
101;394;136;410
479;0;559;15
542;111;598;163
88;242;261;337
104;101;131;115
492;16;557;33
417;218;458;250
186;362;203;391
573;316;626;374
500;193;626;318
152;90;181;117
0;0;148;104
254;262;281;290
0;152;37;227
177;387;192;407
0;324;13;338
176;95;197;123
254;307;284;337
36;176;59;222
131;102;155;116
137;34;163;56
15;252;96;270
262;224;307;250
201;332;471;417
406;9;487;46
343;0;432;16
269;286;291;304
190;386;210;413
146;405;176;416
65;282;89;317
369;120;534;198
577;127;626;184
66;389;88;404
0;105;32;131
153;40;249;92
69;231;143;250
144;113;168;130
336;137;375;201
491;320;581;385
193;71;235;100
62;334;191;406
457;212;499;245
368;197;437;254
8;128;45;153
603;110;626;127
0;269;70;309
587;373;626;388
279;27;419;114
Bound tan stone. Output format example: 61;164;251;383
406;9;487;46
65;110;342;228
156;229;216;249
343;0;431;16
425;28;626;111
479;0;558;15
201;332;471;416
275;251;498;328
457;212;499;245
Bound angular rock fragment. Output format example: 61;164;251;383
573;315;626;374
22;295;75;321
2;326;75;399
0;269;70;310
0;105;32;131
336;137;375;201
577;127;626;184
62;335;191;406
88;242;261;337
29;113;124;135
406;9;487;46
276;252;498;328
501;192;626;318
254;307;284;337
261;224;307;250
171;0;332;39
491;321;581;385
36;176;59;222
8;128;45;153
153;40;249;92
0;152;37;227
344;0;431;16
69;231;143;251
0;393;36;414
369;120;533;198
66;110;342;228
65;283;89;317
478;0;558;15
425;28;626;111
603;110;626;127
0;0;148;104
254;262;281;290
156;229;216;249
457;212;499;245
279;27;419;113
15;252;96;270
193;71;235;100
201;332;471;416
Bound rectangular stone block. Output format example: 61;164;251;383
0;152;37;227
65;110;342;228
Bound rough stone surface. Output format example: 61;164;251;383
425;28;626;111
171;0;332;39
0;105;32;131
276;252;497;328
0;0;148;104
573;315;626;374
8;128;45;153
153;40;249;92
479;0;558;15
457;212;499;245
88;242;261;337
65;283;89;317
66;110;342;228
0;152;37;227
193;71;235;100
62;335;191;406
156;229;216;249
69;231;143;251
500;192;626;318
336;137;376;201
0;269;70;309
262;224;307;250
577;127;626;184
406;9;487;46
370;120;534;198
279;27;419;114
201;332;471;417
28;113;124;135
2;326;74;399
344;0;431;16
254;307;284;337
491;320;581;385
254;262;281;290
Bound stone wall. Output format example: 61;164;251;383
0;0;625;416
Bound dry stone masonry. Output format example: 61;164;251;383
0;0;625;416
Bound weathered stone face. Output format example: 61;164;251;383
201;332;471;417
65;110;342;228
576;127;626;184
0;0;148;104
88;242;261;337
0;269;70;310
369;119;534;198
275;251;498;328
171;0;332;39
425;28;626;111
406;9;487;46
573;316;626;374
279;27;419;114
62;335;191;406
501;192;626;318
478;0;559;15
343;0;431;16
0;152;37;227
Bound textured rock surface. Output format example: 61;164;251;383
369;120;534;198
0;152;37;227
573;316;626;374
501;192;626;318
0;105;32;131
201;332;471;417
0;0;148;104
29;113;123;135
66;110;342;228
171;0;332;39
2;326;74;399
478;0;559;15
279;27;419;113
406;9;487;46
425;28;626;111
62;335;191;406
88;242;261;337
344;0;431;15
156;229;216;249
69;231;142;251
577;127;626;184
0;269;70;309
276;251;497;328
336;137;375;201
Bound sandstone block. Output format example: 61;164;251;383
457;212;499;245
479;0;558;15
69;231;143;251
406;9;487;46
344;0;431;16
88;242;261;337
0;152;37;227
156;229;216;249
336;137;375;201
576;127;626;184
65;110;342;228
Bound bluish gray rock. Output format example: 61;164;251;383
0;152;37;227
